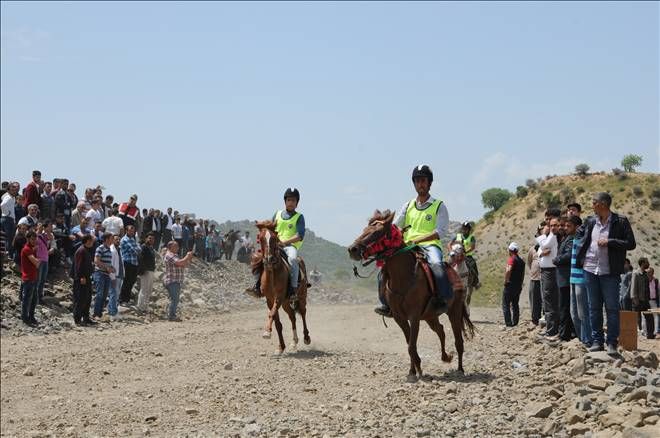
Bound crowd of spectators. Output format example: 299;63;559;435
0;170;253;326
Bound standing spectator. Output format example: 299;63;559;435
171;217;183;255
576;192;636;354
85;198;103;226
118;195;140;228
569;215;591;346
14;195;27;224
527;243;542;326
54;179;74;228
119;225;140;306
70;201;87;228
1;182;19;258
40;181;55;220
67;183;79;210
18;204;39;229
109;235;124;320
35;221;51;304
502;242;525;327
20;231;41;326
205;230;215;262
102;208;124;237
103;195;114;219
142;208;154;239
648;268;660;339
538;217;560;337
567;202;582;218
162;207;174;250
553;216;577;341
53;213;74;264
630;258;654;339
23;170;42;210
137;232;157;313
194;219;205;259
83;187;94;209
73;234;96;326
163;241;194;321
619;259;634;310
12;223;28;267
152;210;162;249
93;233;115;319
91;221;105;248
182;216;192;255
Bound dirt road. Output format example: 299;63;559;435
1;304;659;437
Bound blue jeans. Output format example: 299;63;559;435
108;279;119;316
571;283;592;345
283;246;299;289
21;280;38;322
584;271;621;347
36;261;49;304
1;216;15;259
422;245;452;300
166;282;181;320
93;272;112;317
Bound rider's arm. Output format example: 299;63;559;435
464;236;476;254
412;231;440;245
393;202;408;228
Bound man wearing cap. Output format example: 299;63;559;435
375;165;451;317
575;192;636;355
503;242;525;327
118;195;140;228
451;221;480;290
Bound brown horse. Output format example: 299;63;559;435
254;220;311;354
221;230;241;260
348;210;474;381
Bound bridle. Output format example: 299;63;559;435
260;229;282;268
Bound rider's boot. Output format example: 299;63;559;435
374;273;392;317
429;264;449;315
245;273;262;298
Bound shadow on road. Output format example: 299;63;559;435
427;370;496;384
286;349;334;359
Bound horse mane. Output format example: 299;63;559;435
368;209;394;225
255;220;277;232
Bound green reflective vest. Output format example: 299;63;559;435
456;233;475;256
275;210;303;250
403;198;443;248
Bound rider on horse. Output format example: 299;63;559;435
245;188;305;300
451;221;480;289
374;164;452;317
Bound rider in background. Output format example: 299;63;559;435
374;165;451;316
245;188;305;299
451;221;481;290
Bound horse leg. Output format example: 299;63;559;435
273;311;285;354
393;317;416;381
426;318;453;363
299;301;311;345
408;319;423;380
283;302;298;348
263;298;278;339
449;305;465;373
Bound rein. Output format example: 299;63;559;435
352;225;418;278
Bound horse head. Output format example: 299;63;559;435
347;209;395;261
255;220;280;266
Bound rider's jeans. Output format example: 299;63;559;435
422;245;453;300
283;246;299;289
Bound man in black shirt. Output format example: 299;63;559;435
137;232;157;314
73;234;96;325
503;242;525;327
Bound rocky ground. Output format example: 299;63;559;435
1;260;659;437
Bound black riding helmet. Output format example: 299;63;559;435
411;164;433;183
462;221;472;229
283;187;300;202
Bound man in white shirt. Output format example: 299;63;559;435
101;209;124;237
85;199;103;228
1;182;19;258
538;217;560;337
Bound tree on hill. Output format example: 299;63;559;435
574;163;590;177
621;154;643;173
481;188;513;211
516;186;528;198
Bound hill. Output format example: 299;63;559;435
471;172;660;306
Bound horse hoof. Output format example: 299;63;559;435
262;331;272;339
304;337;311;345
406;375;418;383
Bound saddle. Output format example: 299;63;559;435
412;250;436;294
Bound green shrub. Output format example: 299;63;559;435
541;191;561;209
651;197;660;211
525;179;537;190
576;186;585;194
526;207;537;219
652;188;660;198
516;186;529;198
632;186;643;196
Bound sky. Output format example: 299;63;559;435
1;1;658;245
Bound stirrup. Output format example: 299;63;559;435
374;305;392;318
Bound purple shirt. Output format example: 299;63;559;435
36;233;49;262
583;213;611;275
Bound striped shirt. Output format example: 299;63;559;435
120;235;140;266
570;238;584;285
94;244;113;275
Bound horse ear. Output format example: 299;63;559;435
385;210;395;224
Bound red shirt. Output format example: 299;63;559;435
23;181;40;209
20;244;38;281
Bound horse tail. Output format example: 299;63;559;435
461;301;475;340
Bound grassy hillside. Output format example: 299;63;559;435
471;172;660;306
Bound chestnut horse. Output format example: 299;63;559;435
348;210;474;381
254;220;311;354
